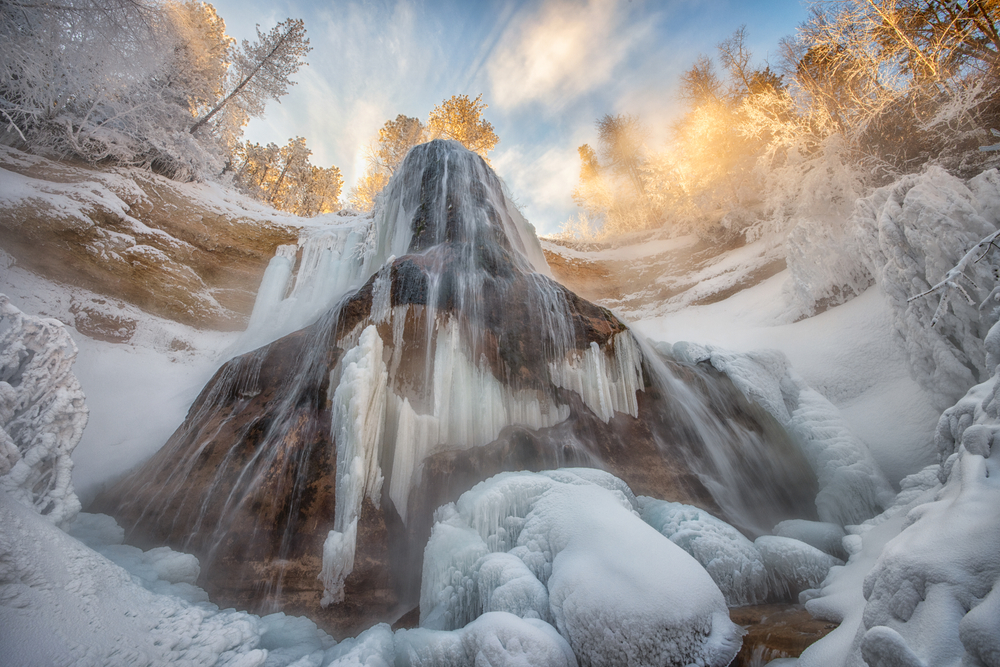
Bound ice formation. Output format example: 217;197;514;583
420;469;743;667
796;319;1000;667
702;345;895;526
774;519;848;560
240;221;377;353
321;324;388;606
548;334;643;422
639;497;769;606
0;294;86;527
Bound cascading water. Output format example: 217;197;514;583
94;140;819;635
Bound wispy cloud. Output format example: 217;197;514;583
493;143;584;235
486;0;654;112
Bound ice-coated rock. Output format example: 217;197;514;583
421;469;743;667
708;346;895;526
639;497;770;606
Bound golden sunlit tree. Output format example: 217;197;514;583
348;170;391;212
370;114;425;173
233;136;341;216
349;97;500;212
571;114;665;237
426;94;499;161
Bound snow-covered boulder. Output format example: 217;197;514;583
639;498;842;607
639;497;770;606
0;294;86;527
421;469;744;667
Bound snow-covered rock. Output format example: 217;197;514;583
639;498;842;607
0;295;86;527
421;469;743;667
638;497;770;606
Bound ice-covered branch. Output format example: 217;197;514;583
908;228;1000;326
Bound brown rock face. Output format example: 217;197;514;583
0;148;298;329
92;141;818;637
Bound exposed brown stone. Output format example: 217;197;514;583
729;604;838;666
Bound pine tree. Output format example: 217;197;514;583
189;18;310;134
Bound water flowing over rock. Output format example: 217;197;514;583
93;141;819;636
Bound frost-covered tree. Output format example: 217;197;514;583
161;1;233;117
189;18;310;135
370;114;425;174
299;165;343;217
232;136;341;216
426;94;499;161
348;170;391;213
0;0;311;181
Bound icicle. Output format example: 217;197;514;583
320;325;388;606
549;331;644;423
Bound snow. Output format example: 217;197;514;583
850;167;1000;411
420;469;743;667
774;519;847;559
0;258;239;505
638;497;770;607
0;491;269;667
638;498;842;607
793;320;1000;666
540;233;698;262
632;277;940;487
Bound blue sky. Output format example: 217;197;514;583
209;0;809;235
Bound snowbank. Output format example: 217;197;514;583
0;491;272;667
796;319;1000;667
788;167;1000;410
0;264;239;505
